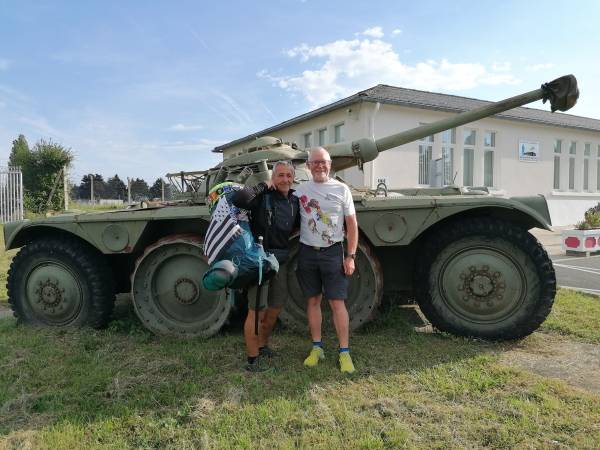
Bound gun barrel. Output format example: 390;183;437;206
326;75;578;172
375;88;544;152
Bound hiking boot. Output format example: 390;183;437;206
303;347;325;367
245;356;271;373
339;352;355;374
259;346;275;359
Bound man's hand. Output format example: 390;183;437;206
343;256;355;276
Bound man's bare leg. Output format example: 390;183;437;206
259;306;283;347
306;294;323;341
244;309;263;357
328;299;349;348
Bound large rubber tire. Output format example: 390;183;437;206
130;234;230;337
279;237;383;331
7;236;115;328
414;218;556;340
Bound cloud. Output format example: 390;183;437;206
392;28;402;35
491;62;511;72
0;59;10;71
168;123;204;131
262;37;520;107
359;26;384;38
527;63;554;71
19;116;63;138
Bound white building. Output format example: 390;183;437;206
214;85;600;226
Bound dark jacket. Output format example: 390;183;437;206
232;182;300;264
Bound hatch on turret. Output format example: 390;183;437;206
246;136;282;152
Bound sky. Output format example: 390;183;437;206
1;0;599;184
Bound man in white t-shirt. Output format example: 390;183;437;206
294;147;358;374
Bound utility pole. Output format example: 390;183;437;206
63;165;69;210
127;177;132;205
161;178;165;201
89;174;94;205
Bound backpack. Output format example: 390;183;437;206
202;183;279;291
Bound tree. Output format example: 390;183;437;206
9;134;30;168
17;138;73;212
77;174;107;201
149;178;164;200
107;174;127;200
9;135;34;189
130;178;149;201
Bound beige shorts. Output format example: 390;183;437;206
247;262;289;310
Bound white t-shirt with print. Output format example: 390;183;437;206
293;179;356;247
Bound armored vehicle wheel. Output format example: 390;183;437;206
279;237;383;331
131;234;230;337
415;218;556;340
7;236;114;328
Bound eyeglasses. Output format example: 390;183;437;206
308;160;331;166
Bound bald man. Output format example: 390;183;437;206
293;147;358;374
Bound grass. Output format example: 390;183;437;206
0;225;599;448
0;305;599;449
541;289;600;344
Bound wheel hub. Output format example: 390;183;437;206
174;278;199;305
26;262;84;325
37;279;64;308
459;265;506;306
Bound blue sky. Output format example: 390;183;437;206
1;0;599;184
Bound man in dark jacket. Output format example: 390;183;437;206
232;160;300;372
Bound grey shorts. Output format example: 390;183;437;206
247;262;289;311
296;242;349;300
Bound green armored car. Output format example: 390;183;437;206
5;75;579;340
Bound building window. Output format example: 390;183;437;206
418;128;433;185
303;132;312;149
554;139;562;154
584;143;591;191
318;128;327;146
334;123;344;143
463;128;476;186
553;139;562;190
569;156;575;190
483;131;495;187
568;141;576;190
441;128;455;185
597;145;600;190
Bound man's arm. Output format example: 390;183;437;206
231;182;270;209
343;214;358;276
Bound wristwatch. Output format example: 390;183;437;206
346;253;356;260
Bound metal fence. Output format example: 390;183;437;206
0;166;24;223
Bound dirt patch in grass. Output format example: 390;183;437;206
499;333;600;393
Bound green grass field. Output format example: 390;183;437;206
1;227;599;449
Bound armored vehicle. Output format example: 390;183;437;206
5;75;579;340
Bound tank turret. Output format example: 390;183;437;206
181;75;578;198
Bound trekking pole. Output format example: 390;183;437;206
255;236;264;336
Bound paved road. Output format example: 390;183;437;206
552;253;600;294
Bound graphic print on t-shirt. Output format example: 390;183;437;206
299;195;336;245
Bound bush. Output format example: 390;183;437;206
575;205;600;230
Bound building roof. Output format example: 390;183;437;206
213;84;600;153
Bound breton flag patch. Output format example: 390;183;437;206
204;196;241;264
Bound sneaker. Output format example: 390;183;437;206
339;352;355;374
259;346;275;359
303;347;325;367
245;357;271;373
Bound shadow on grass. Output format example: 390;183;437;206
0;296;499;435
